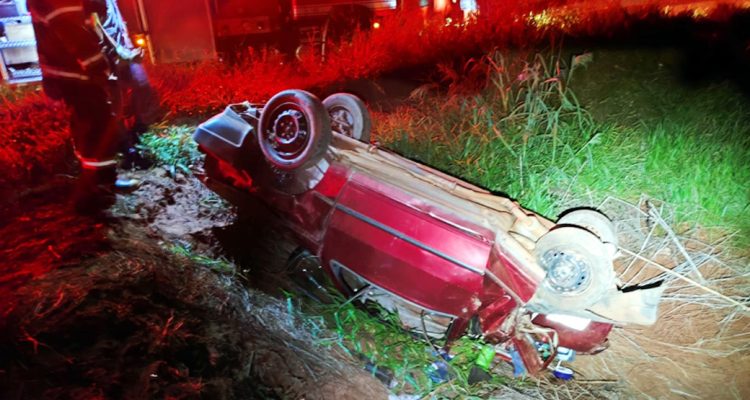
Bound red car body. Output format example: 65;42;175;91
194;91;661;374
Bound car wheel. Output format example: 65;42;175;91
258;90;332;171
323;93;372;143
534;227;616;310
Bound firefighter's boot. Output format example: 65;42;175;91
114;175;141;193
72;167;140;214
72;168;116;214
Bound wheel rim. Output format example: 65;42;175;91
264;104;311;163
535;227;615;308
540;249;592;295
329;106;355;137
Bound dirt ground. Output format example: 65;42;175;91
568;198;750;400
2;159;748;400
0;170;389;400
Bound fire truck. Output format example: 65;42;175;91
115;0;402;63
118;0;475;63
0;0;475;83
0;0;40;83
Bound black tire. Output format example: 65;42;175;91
258;90;331;171
323;93;372;143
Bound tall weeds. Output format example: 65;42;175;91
378;49;750;246
3;3;747;187
381;50;597;215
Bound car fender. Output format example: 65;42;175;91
193;102;260;168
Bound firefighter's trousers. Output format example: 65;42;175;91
57;79;124;183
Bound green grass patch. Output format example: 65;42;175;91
294;292;510;396
138;125;201;174
169;243;236;274
378;49;750;247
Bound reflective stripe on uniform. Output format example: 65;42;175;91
40;64;90;80
36;5;84;25
75;151;117;170
79;158;117;169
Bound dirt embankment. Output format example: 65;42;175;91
0;175;389;399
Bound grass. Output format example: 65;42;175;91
0;83;40;103
376;49;750;248
0;92;70;187
570;49;750;244
169;243;236;274
138;125;202;174
379;51;601;214
573;117;750;240
3;3;747;188
290;291;512;397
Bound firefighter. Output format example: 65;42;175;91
27;0;139;210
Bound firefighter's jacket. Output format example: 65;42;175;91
27;0;111;86
99;0;139;61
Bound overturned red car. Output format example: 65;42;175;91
193;89;663;375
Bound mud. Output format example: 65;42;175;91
0;172;389;399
